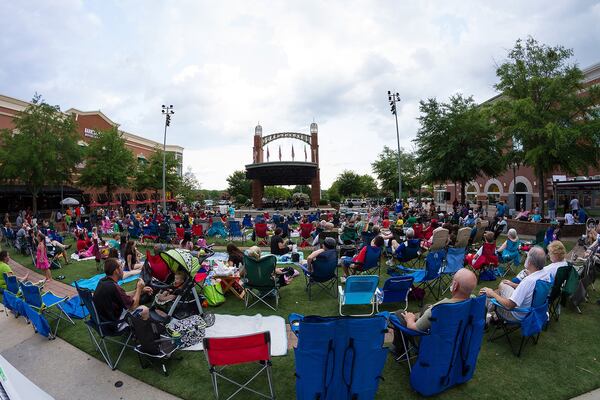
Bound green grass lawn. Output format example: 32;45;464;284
4;237;600;399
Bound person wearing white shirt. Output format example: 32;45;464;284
570;197;580;213
481;246;550;322
565;213;575;225
544;240;568;281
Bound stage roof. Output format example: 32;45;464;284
245;162;318;185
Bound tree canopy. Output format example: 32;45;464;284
0;94;82;213
329;170;379;198
371;146;425;199
134;147;181;196
226;170;252;198
415;93;503;202
492;37;600;211
78;127;136;199
176;167;201;204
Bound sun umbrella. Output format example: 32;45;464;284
60;197;79;206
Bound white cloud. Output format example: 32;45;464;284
0;0;598;189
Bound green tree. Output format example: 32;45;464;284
176;167;201;203
359;175;379;197
492;37;600;212
135;147;181;197
226;170;252;198
371;146;426;198
264;186;291;199
415;93;504;203
0;94;82;213
79;127;135;200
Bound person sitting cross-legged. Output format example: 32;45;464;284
270;227;293;256
93;258;153;324
480;246;550;323
390;268;477;353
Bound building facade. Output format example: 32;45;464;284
437;62;600;213
0;93;184;210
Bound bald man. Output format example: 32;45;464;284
399;268;477;332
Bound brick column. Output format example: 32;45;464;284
252;179;264;208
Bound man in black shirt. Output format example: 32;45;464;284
93;258;152;324
270;228;293;255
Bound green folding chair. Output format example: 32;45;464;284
243;254;279;311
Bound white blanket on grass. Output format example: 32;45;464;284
182;314;288;356
71;253;95;261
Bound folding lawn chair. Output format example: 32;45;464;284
126;311;181;376
228;220;244;242
391;239;422;268
192;224;203;239
389;296;486;396
254;223;269;246
428;228;449;251
242;215;253;229
454;227;472;248
76;284;133;370
203;332;275;400
276;221;290;238
298;223;313;248
207;220;228;238
176;227;185;242
488;279;552;357
20;281;74;339
360;231;375;249
378;275;413;311
290;314;389;400
243;254;279;310
2;273;28;318
353;245;382;275
338;275;379;316
439;246;466;295
390;248;446;303
318;231;339;247
548;263;579;323
300;251;338;300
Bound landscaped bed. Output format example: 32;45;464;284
5;237;600;400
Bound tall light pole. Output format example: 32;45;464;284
161;105;174;214
388;90;402;202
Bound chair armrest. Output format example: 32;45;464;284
491;298;531;315
338;285;344;300
389;314;428;337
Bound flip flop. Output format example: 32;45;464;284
57;275;66;280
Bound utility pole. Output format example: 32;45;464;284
388;91;402;202
161;105;174;214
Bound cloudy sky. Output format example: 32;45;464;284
1;1;599;189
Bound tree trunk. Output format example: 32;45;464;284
538;172;545;216
460;181;466;206
31;188;39;215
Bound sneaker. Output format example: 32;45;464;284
340;276;347;283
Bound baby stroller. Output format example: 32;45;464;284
142;248;214;320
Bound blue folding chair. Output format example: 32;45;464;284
276;221;290;238
299;251;338;300
338;275;379;316
242;214;253;229
391;249;446;303
2;273;28;318
290;313;389;400
75;284;133;369
378;276;413;311
488;279;552;357
19;281;74;339
439;246;466;295
207;220;228;238
228;220;244;242
389;296;486;396
360;231;375;249
354;245;382;276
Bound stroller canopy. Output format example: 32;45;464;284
160;249;200;276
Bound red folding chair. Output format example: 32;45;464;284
254;223;269;246
192;224;203;238
176;227;185;242
203;332;275;400
299;223;313;248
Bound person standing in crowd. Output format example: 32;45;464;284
547;195;556;220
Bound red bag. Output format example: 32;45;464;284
409;286;425;301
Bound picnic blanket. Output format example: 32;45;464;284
206;252;304;266
182;314;288;356
71;272;139;291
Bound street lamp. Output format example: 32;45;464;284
388;90;402;202
161;105;174;214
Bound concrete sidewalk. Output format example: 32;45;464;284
0;313;180;400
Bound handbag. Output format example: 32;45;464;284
204;282;226;306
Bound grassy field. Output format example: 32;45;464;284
4;237;600;399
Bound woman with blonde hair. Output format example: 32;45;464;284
544;240;568;280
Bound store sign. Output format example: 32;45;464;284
84;128;98;138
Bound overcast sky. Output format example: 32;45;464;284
1;1;598;189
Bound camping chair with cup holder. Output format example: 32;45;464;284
243;253;279;311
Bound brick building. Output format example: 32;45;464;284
436;61;600;213
0;93;183;212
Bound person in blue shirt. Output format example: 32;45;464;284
578;208;587;224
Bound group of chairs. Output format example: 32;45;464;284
2;273;74;339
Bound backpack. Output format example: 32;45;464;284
409;285;425;301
